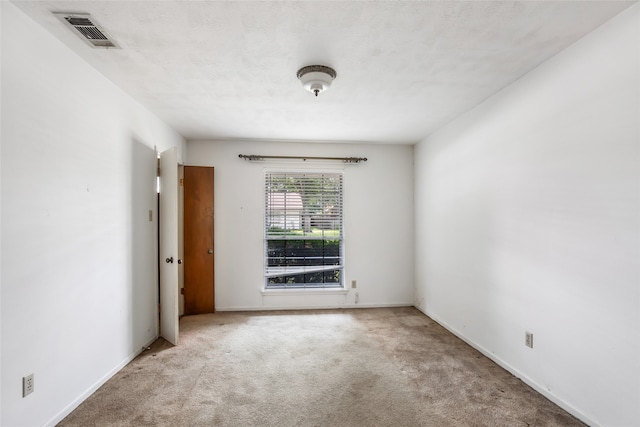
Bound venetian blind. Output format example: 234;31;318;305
264;172;343;288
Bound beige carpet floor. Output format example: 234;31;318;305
59;307;584;426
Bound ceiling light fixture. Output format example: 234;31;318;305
296;65;337;97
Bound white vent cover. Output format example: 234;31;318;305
53;12;120;49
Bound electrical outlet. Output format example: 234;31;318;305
525;331;533;348
23;374;34;397
351;280;357;288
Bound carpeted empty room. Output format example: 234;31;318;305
59;307;582;426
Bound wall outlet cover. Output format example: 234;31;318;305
23;374;34;397
525;331;534;348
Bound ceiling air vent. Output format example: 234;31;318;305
53;12;120;49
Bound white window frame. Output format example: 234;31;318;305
264;169;344;290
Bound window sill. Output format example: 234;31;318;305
261;288;349;296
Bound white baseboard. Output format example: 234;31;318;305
412;305;598;427
44;336;158;427
215;303;412;312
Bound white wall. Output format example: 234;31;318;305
1;3;185;426
414;5;639;426
0;3;4;419
187;140;414;310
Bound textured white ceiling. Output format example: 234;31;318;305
12;1;635;144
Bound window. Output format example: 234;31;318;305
265;172;343;289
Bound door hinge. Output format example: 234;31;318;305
180;288;185;295
180;178;184;186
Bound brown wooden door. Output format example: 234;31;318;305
183;166;215;314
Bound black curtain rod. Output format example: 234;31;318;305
238;154;367;163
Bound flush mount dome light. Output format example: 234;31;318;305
297;65;337;96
